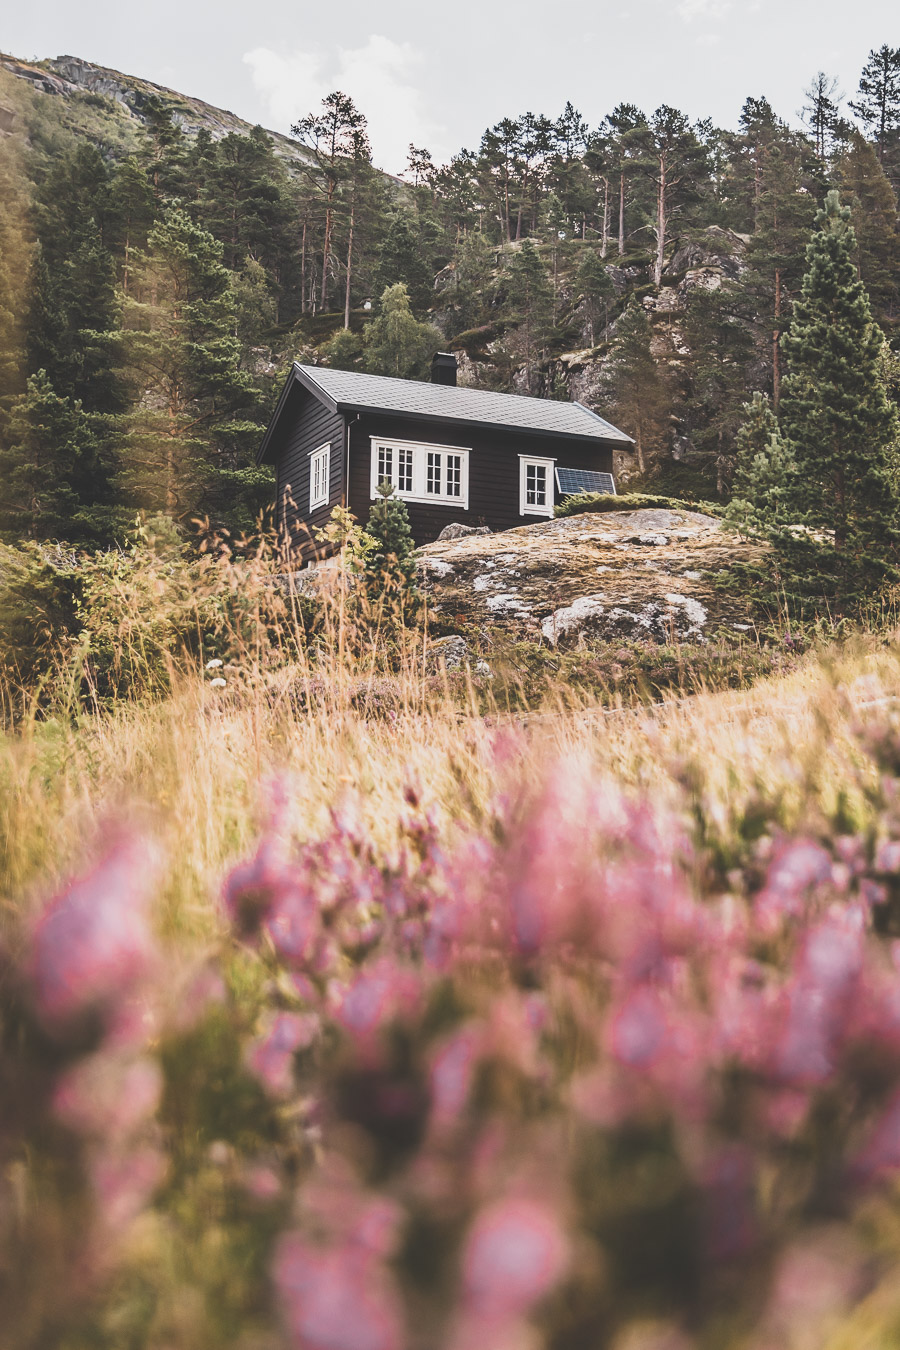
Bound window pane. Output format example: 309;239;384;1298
446;454;461;497
398;447;413;493
526;463;546;505
427;452;441;494
378;445;393;486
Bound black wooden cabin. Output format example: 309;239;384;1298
256;354;634;563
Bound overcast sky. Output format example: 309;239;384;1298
4;1;896;173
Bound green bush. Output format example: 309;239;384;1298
554;490;724;519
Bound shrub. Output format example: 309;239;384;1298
554;490;724;519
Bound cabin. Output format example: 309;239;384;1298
257;353;633;563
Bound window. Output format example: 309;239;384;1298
309;443;331;511
370;438;469;508
519;455;556;516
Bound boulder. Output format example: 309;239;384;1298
427;635;469;671
437;523;493;542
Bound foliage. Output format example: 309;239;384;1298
362;284;442;380
598;301;672;474
364;482;420;619
727;391;797;535
554;490;724;518
11;647;900;1344
777;191;900;603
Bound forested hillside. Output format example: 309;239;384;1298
0;47;899;543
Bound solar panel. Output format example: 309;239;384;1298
555;468;616;497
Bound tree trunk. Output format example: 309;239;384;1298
300;215;308;315
654;154;666;287
320;177;336;309
635;420;645;475
772;266;782;410
618;172;625;255
343;200;355;330
601;177;609;258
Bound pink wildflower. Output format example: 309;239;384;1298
273;1233;405;1350
30;834;159;1031
54;1055;162;1140
610;985;668;1069
429;1026;483;1130
754;839;834;932
246;1011;319;1097
461;1196;569;1321
335;958;422;1058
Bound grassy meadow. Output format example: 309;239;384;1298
6;560;900;1349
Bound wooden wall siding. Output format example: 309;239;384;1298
277;387;345;560
347;414;615;546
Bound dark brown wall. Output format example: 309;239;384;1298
347;414;615;546
275;386;345;560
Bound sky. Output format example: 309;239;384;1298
3;0;896;174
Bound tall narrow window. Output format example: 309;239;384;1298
446;454;462;498
309;443;331;511
426;452;441;495
398;447;414;493
519;455;555;516
377;444;393;488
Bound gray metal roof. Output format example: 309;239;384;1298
294;363;633;444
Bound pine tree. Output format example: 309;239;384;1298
364;481;419;619
849;45;900;181
837;130;900;323
0;372;117;542
371;213;435;316
362;284;441;380
502;239;553;391
779;190;900;597
727;392;796;533
120;207;265;526
0;129;30;423
599;301;671;476
576;249;615;345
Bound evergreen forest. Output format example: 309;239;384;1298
0;47;899;572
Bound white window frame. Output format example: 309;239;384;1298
370;436;470;509
519;454;556;517
309;442;331;511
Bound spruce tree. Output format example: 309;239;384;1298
727;392;796;534
0;372;117;542
371;213;435;316
778;190;900;598
502;240;553;392
362;284;441;380
599;301;671;476
364;482;419;619
576;249;615;345
120;207;266;527
837;130;900;323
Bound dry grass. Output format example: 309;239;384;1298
2;627;897;946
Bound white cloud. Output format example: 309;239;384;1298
243;35;448;174
676;0;732;20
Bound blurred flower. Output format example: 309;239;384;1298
461;1196;569;1321
30;834;160;1033
274;1231;405;1350
246;1011;319;1097
210;677;227;688
205;658;224;669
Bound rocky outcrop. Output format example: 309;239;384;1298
418;508;764;646
437;523;492;541
0;51;317;169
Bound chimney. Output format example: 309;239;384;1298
431;352;457;387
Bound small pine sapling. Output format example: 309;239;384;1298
364;482;420;621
